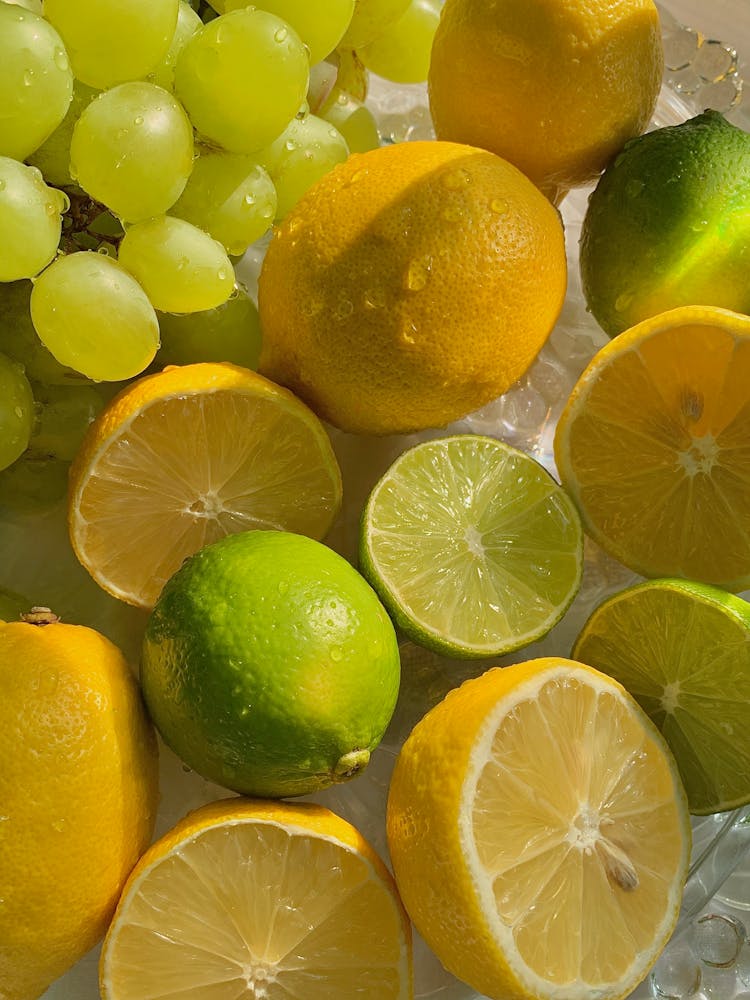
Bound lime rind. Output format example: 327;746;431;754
359;435;584;659
572;577;750;814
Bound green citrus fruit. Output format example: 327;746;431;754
141;530;401;798
359;435;583;658
581;110;750;336
573;577;750;814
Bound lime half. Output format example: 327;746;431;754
359;435;583;658
572;578;750;815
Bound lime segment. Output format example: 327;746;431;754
572;578;750;814
359;435;583;658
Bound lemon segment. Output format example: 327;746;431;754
68;362;342;608
100;798;413;1000
387;658;691;1000
360;436;583;657
554;306;750;589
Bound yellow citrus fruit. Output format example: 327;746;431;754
387;658;691;1000
100;797;413;1000
0;614;158;1000
554;305;750;589
428;0;663;201
258;140;567;435
68;362;342;609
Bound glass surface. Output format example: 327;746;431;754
0;1;745;997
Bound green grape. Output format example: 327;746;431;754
357;0;440;83
169;150;277;256
221;0;354;64
43;0;179;89
27;382;104;461
118;216;236;314
0;352;34;471
320;88;380;152
26;81;99;189
154;285;262;369
149;1;203;91
174;9;310;153
0;281;90;385
341;0;410;48
0;158;67;282
70;82;194;223
0;454;70;512
0;585;30;622
0;5;73;161
261;113;349;220
30;252;160;381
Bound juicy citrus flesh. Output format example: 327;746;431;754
554;306;750;589
387;658;691;1000
581;111;750;336
573;578;750;815
258;141;566;435
100;798;413;1000
0;620;158;1000
428;0;663;199
68;363;342;608
360;435;583;657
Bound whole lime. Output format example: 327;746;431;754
141;530;401;797
581;110;750;336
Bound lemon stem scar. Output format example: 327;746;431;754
20;606;60;626
334;748;371;779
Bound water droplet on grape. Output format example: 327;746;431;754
53;47;69;72
0;179;6;192
23;68;34;86
614;292;633;312
217;268;227;281
330;646;343;662
244;193;256;206
285;139;298;152
274;26;288;42
134;115;144;126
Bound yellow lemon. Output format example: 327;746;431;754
0;614;158;1000
258;140;566;435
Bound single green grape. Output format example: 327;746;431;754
0;454;70;512
149;1;203;91
70;82;194;222
261;113;349;219
26;81;100;189
154;285;262;369
0;4;73;161
0;281;90;386
0;352;34;472
0;158;67;282
118;216;236;314
341;0;410;48
30;252;160;382
27;382;104;461
320;88;380;153
220;0;355;64
357;0;440;83
169;150;277;256
174;9;310;153
43;0;179;89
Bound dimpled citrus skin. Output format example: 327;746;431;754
257;140;566;435
0;620;159;1000
141;530;401;798
428;0;663;200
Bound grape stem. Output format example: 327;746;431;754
61;190;123;254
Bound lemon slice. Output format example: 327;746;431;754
68;363;342;608
100;798;413;1000
386;658;691;1000
359;435;583;658
554;305;750;589
573;577;750;815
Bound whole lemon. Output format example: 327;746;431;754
428;0;663;201
258;140;566;435
0;613;159;1000
141;530;401;798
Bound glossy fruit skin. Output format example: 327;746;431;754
428;0;663;201
258;140;566;435
141;530;401;798
0;619;158;1000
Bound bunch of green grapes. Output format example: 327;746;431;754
0;0;427;513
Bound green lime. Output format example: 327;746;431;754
572;578;750;814
358;435;583;659
141;530;400;798
0;586;29;622
581;110;750;337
